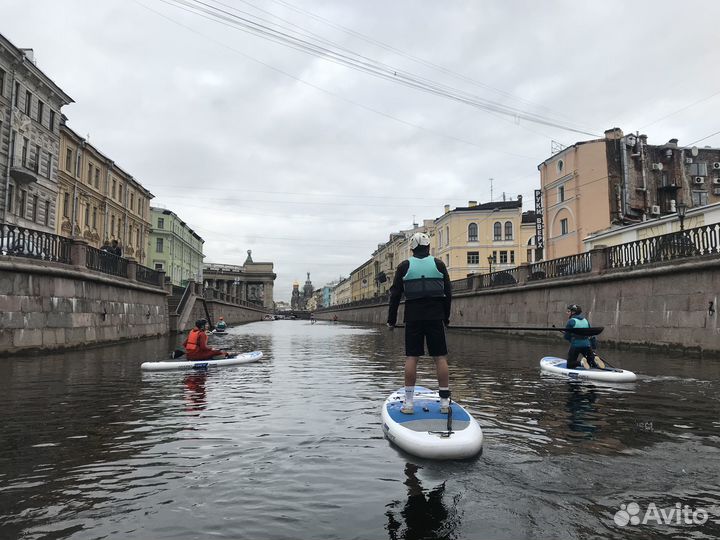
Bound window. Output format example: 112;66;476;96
492;250;497;262
46;153;52;178
561;218;569;235
504;221;513;240
527;249;532;262
493;222;502;240
84;204;90;227
157;217;164;229
156;238;164;253
49;110;55;132
557;159;564;173
155;263;164;271
446;226;449;246
0;68;4;96
75;152;81;177
130;193;134;211
44;200;50;226
37;100;44;123
111;215;115;236
14;82;20;106
63;192;69;217
500;251;508;264
18;189;27;218
558;185;565;202
445;254;449;265
689;163;708;177
6;184;14;213
92;207;97;229
136;229;140;247
438;229;443;247
468;223;478;242
94;168;100;188
25;90;31;115
31;195;38;222
692;191;708;207
21;137;28;165
510;250;515;264
88;163;93;184
65;149;73;171
467;251;479;264
34;145;40;172
112;179;117;199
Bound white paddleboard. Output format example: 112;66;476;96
141;351;263;371
540;356;637;382
381;386;483;460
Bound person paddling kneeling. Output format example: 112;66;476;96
183;319;229;361
564;305;599;369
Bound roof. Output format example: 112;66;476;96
436;200;522;222
522;211;537;223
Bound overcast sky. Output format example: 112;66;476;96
5;0;720;301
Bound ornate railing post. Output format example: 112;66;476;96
589;245;608;275
126;257;138;282
70;238;89;268
517;263;532;285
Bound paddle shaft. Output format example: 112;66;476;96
393;324;603;336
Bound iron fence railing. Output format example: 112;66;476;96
86;246;128;278
136;264;161;286
528;252;592;281
607;223;720;269
0;223;71;263
450;275;474;292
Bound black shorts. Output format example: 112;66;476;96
405;320;448;357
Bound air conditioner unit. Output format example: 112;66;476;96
714;187;720;196
714;178;720;185
650;205;661;215
713;162;720;169
694;177;705;184
651;163;663;171
685;158;693;164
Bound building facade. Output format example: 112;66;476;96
1;36;73;233
57;124;153;262
538;128;720;259
332;276;351;306
204;251;276;310
147;206;204;285
434;199;531;280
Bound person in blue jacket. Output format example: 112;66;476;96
564;304;599;369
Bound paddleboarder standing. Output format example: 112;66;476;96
387;232;452;415
564;304;599;369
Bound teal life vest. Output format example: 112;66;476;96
567;316;591;347
403;256;445;301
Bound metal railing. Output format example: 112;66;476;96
528;252;592;281
136;265;161;285
0;223;71;263
450;275;474;292
86;246;128;277
607;223;720;269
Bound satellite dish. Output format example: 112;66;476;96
691;146;699;157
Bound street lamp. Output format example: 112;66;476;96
487;254;494;274
677;202;687;231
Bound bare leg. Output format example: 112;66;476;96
433;356;449;388
404;356;419;387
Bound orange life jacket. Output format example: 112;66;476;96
185;328;203;352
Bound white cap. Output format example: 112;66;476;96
409;232;431;249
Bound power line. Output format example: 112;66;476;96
686;129;720;147
157;0;600;137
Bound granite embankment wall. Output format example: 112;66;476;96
0;257;168;356
317;256;720;355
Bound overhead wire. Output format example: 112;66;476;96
158;0;600;137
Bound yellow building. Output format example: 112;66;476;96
434;199;530;280
332;276;352;305
350;258;374;301
57;123;153;263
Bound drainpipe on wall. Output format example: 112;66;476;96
2;63;18;224
638;133;648;216
619;138;630;222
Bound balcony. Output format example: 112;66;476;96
9;156;39;184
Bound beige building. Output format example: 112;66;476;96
434;199;531;280
350;258;374;301
204;251;276;310
538;128;720;259
0;37;73;233
56;123;153;264
332;276;352;305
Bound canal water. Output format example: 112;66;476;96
1;320;719;539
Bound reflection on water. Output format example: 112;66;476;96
0;320;718;539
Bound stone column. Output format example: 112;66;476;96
589;245;609;275
126;257;138;282
517;263;532;285
70;238;90;268
156;269;166;288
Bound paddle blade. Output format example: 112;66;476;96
567;326;604;336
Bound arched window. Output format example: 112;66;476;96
468;223;478;242
505;221;513;240
493;222;501;241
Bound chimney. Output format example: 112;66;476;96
667;138;678;147
468;200;477;207
20;48;36;64
444;204;450;214
517;194;523;204
604;127;624;140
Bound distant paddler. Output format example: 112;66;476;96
215;317;227;332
